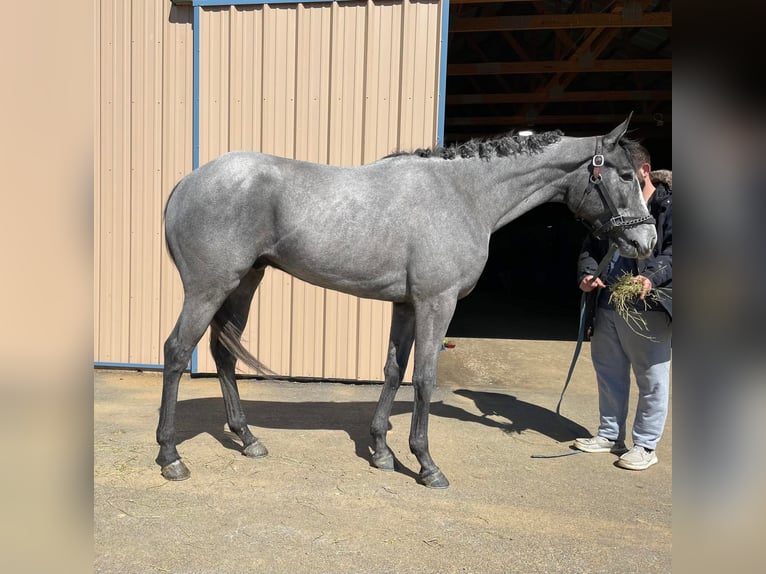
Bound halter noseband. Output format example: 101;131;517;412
574;139;655;239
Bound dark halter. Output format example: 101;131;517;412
574;138;655;239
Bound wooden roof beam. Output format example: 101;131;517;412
447;89;672;105
527;26;621;115
451;12;672;33
446;113;672;126
451;0;544;4
448;59;672;75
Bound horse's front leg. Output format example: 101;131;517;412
409;292;459;488
370;303;415;470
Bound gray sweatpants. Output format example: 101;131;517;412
590;307;672;450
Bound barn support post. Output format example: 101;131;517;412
437;0;450;146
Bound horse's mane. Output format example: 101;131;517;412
385;130;563;161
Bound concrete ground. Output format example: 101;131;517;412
94;338;671;574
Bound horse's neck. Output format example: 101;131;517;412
457;148;575;233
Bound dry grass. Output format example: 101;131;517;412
608;272;668;340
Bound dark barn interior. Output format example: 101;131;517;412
442;0;672;340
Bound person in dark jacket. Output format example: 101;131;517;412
572;141;672;470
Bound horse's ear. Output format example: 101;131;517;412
603;111;633;150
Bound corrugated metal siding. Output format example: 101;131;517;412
95;0;443;381
95;0;192;365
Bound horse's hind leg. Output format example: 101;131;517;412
210;267;268;458
370;302;415;470
157;287;233;480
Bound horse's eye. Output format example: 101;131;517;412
620;173;634;182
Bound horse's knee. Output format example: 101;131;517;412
411;371;436;388
383;358;402;382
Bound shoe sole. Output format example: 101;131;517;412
616;455;658;470
573;443;628;454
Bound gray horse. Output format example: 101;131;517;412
158;116;656;488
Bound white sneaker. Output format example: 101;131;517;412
617;446;658;470
573;436;628;454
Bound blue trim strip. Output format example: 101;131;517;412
94;361;186;371
191;4;201;373
436;0;450;146
193;0;354;6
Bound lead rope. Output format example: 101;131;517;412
556;242;617;415
531;242;618;459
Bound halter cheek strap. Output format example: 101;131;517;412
575;138;655;239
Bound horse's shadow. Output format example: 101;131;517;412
449;389;589;441
174;388;588;480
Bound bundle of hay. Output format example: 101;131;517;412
608;272;670;340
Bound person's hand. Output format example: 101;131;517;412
579;275;605;292
634;275;653;300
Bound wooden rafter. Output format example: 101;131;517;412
536;1;576;53
451;12;672;33
524;26;620;116
446;113;672;126
448;59;671;75
521;1;656;117
450;0;544;4
447;89;672;105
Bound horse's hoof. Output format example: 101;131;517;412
161;459;191;481
243;441;268;458
372;451;394;471
419;469;449;489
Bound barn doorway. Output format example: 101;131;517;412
446;204;587;341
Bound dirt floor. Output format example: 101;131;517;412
94;338;671;574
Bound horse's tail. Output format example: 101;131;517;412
212;312;277;377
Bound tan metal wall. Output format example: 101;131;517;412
95;0;193;366
95;0;443;380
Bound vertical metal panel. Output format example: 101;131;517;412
92;2;102;358
128;0;164;363
159;2;194;366
95;0;193;367
94;0;101;361
97;0;132;363
199;6;230;162
96;0;443;381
